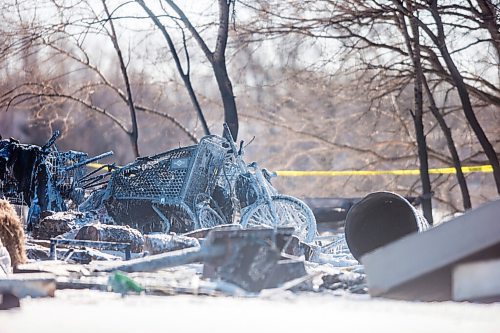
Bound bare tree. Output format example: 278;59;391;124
0;0;199;160
397;1;434;222
101;0;140;157
239;0;498;202
161;0;239;139
392;0;500;195
1;0;496;216
136;0;210;136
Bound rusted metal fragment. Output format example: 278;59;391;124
0;292;20;310
262;259;308;289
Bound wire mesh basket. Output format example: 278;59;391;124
46;150;88;196
0;187;26;205
104;135;228;233
110;146;196;201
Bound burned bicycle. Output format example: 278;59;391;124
214;124;317;243
101;125;317;241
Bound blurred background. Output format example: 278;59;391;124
1;0;498;220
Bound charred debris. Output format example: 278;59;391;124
1;126;366;307
1;125;500;307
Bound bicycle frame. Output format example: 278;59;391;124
222;124;282;229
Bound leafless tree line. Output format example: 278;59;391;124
0;0;498;218
1;0;239;155
238;0;499;218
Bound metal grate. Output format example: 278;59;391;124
46;150;88;195
184;136;227;208
110;146;196;200
1;190;26;206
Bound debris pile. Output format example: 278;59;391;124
320;271;367;294
0;130;113;228
99;123;317;242
1;125;499;310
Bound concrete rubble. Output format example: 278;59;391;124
32;211;84;240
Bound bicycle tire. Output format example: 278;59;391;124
197;204;226;229
241;194;317;242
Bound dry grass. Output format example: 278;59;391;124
0;199;27;267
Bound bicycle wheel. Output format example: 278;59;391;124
241;194;317;243
197;204;226;229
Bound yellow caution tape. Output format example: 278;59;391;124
87;163;109;169
276;165;493;177
88;161;492;177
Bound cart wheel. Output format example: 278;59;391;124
240;195;317;243
197;204;226;229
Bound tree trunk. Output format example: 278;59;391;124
400;1;433;223
422;77;471;210
102;0;140;157
213;59;239;140
163;0;239;139
136;0;210;136
396;1;471;211
213;0;239;139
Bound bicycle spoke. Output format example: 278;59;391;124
241;195;317;242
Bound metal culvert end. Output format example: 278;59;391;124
345;191;429;261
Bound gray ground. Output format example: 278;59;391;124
2;260;500;333
3;220;499;332
2;289;500;333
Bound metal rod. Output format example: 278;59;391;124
81;172;111;185
49;241;57;260
79;164;111;182
151;204;171;233
63;151;114;172
49;238;132;260
94;244;224;273
82;180;110;189
41;130;61;152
